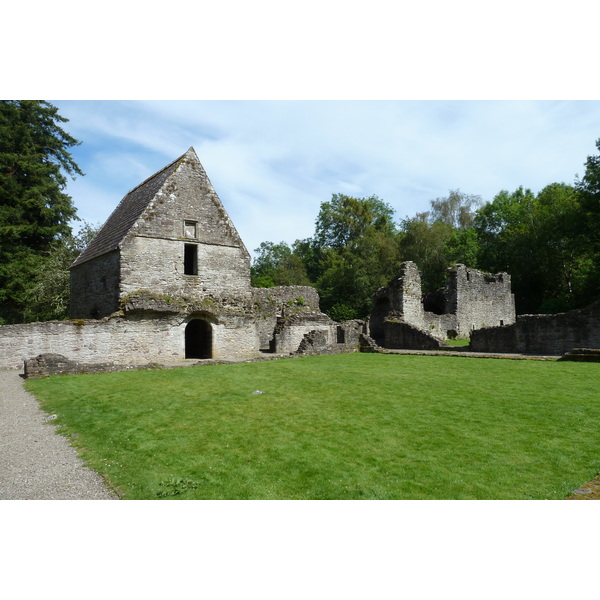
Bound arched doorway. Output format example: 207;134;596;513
185;319;212;359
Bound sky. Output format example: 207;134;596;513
54;100;600;258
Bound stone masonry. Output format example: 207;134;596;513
0;148;337;369
370;261;516;349
470;300;600;355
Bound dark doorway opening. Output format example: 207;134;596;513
185;319;212;359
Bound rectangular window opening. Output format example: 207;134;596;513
184;220;197;239
184;244;198;275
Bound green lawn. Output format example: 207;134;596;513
446;338;471;347
25;353;600;500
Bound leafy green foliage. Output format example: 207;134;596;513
576;138;600;301
251;241;311;287
0;101;82;323
475;184;592;313
312;195;401;317
22;222;100;322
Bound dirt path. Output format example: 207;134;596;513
0;370;117;500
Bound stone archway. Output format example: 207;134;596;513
185;319;212;359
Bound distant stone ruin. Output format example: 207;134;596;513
370;261;516;349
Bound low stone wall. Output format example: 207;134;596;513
23;353;160;378
422;311;457;341
0;312;258;371
253;286;321;350
558;348;600;362
383;320;449;350
295;320;366;356
470;301;600;355
271;310;335;354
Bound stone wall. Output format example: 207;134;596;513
470;301;600;355
383;320;449;350
295;320;366;356
252;286;322;351
447;265;515;337
0;312;258;371
371;262;424;344
119;235;252;302
70;251;121;319
370;261;515;347
270;309;335;354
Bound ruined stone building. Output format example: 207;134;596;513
0;148;360;369
1;148;598;370
370;261;516;349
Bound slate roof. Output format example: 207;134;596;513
71;149;189;268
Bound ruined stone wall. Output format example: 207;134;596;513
371;262;425;344
270;309;335;354
383;320;448;350
370;262;516;346
470;301;600;355
447;265;515;337
421;312;457;340
70;251;121;319
252;286;321;350
295;320;367;356
0;312;258;371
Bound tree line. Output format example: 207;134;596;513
2;100;600;324
252;141;600;319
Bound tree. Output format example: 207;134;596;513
576;138;600;301
314;194;396;250
398;190;482;293
312;194;401;318
0;100;83;323
23;222;100;322
251;241;311;287
475;184;590;313
427;189;482;229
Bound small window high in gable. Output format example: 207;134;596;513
184;220;197;239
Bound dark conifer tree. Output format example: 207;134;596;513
0;100;82;322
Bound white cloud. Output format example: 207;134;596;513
54;100;600;258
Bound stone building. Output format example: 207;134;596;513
370;261;516;349
70;147;252;321
0;148;351;369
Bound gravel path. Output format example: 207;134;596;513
0;370;117;500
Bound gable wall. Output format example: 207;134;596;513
131;154;247;250
119;236;251;300
118;151;252;301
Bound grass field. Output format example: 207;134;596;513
25;353;600;500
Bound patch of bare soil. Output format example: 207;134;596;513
566;472;600;500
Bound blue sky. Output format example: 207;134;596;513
54;100;600;258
